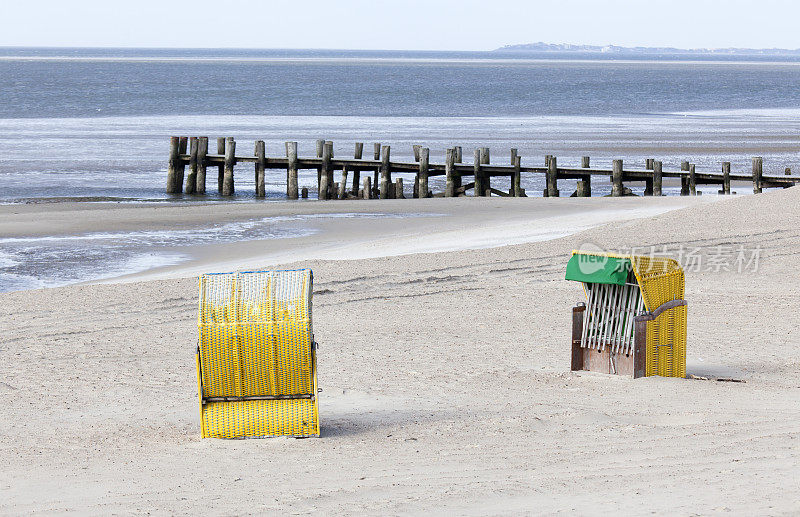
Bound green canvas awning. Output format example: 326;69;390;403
565;253;631;285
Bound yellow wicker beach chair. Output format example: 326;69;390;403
195;269;319;438
566;251;687;378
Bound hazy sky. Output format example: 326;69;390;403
2;0;799;50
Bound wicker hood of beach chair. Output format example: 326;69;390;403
566;251;687;378
195;269;320;438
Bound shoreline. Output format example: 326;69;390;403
0;196;717;292
0;179;754;207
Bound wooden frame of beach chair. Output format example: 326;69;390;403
566;252;687;378
195;269;320;438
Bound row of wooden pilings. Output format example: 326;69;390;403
166;136;797;199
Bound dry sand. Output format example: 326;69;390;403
1;190;799;515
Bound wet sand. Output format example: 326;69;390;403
0;195;712;288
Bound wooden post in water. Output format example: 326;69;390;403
543;155;552;197
372;143;381;198
752;157;763;193
510;149;521;197
480;148;490;196
445;148;456;197
166;136;181;193
546;156;560;197
680;161;690;196
325;141;334;195
284;141;289;193
611;159;623;197
185;137;198;194
196;137;208;194
473;148;484;197
512;155;523;197
319;142;332;200
722;161;731;195
286;142;299;199
653;160;663;196
577;156;591;197
254;140;266;198
418;147;429;198
689;164;697;195
509;149;517;196
175;137;188;192
222;137;235;196
644;158;654;196
216;138;225;193
413;145;421;161
301;187;308;199
338;168;348;199
453;146;463;192
351;142;363;195
315;139;325;191
395;178;404;199
363;176;371;199
379;145;392;199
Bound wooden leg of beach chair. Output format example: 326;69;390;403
571;303;586;372
195;346;207;438
633;316;648;379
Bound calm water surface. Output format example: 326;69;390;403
1;47;799;202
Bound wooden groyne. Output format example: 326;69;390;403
166;136;798;199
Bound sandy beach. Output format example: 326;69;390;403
2;189;799;515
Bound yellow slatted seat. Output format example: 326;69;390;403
195;269;319;438
629;254;687;378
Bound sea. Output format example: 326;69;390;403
1;47;799;291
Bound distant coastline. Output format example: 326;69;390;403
495;42;800;55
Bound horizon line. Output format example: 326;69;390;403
3;43;800;53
